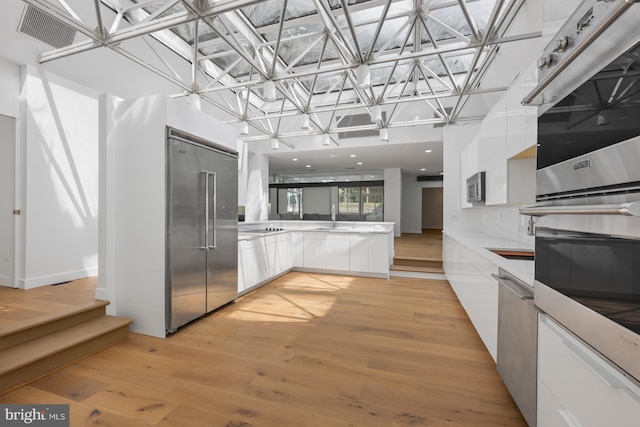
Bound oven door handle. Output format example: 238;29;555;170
519;201;640;217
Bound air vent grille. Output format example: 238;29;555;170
337;113;386;139
19;5;76;49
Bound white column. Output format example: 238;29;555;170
384;168;402;237
246;151;269;222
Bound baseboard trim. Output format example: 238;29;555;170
19;267;98;289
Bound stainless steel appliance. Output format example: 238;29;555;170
166;128;238;333
494;269;537;427
521;0;640;381
466;171;485;204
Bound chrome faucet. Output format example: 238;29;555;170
331;204;336;226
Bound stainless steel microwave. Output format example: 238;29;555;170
466;172;485;204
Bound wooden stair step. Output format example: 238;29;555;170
0;300;110;351
391;265;444;274
393;256;442;269
0;315;132;395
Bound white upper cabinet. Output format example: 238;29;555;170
463;57;539;206
480;102;508;205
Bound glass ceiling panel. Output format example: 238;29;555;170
423;54;473;77
168;21;220;45
240;0;318;28
425;0;494;42
135;1;186;18
264;24;340;67
208;52;252;79
327;0;376;10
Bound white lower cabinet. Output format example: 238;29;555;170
303;232;350;271
238;233;292;293
303;232;327;269
349;233;389;274
240;230;391;294
291;231;304;267
537;314;640;427
443;233;499;360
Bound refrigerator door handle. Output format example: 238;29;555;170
201;170;210;250
208;171;217;250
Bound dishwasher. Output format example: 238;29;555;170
493;268;537;427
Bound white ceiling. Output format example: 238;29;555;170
0;0;544;178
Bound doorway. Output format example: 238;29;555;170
421;187;443;230
0;114;15;287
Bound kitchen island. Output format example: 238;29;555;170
238;221;394;295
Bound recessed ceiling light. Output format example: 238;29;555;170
425;149;432;153
306;165;311;168
292;158;298;161
350;154;356;158
357;162;363;165
329;154;338;158
440;172;444;175
421;168;426;171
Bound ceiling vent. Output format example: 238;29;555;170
18;5;77;49
337;113;386;139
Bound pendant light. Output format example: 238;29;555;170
301;114;312;130
271;138;279;150
263;80;276;102
380;128;389;142
239;121;249;135
188;93;201;111
322;134;331;146
356;64;371;89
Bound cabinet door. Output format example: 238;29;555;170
368;234;390;274
276;234;292;272
325;235;350;271
349;234;369;272
482;104;507;205
291;232;304;267
303;232;326;269
538;315;640;427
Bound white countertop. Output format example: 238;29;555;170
239;221;394;241
444;229;535;286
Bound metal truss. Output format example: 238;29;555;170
25;0;540;145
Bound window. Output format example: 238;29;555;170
277;188;301;215
338;185;383;220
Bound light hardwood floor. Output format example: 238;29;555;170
394;229;443;261
0;272;525;426
0;277;98;329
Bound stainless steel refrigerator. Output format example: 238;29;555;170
165;128;238;333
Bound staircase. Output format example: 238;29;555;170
0;300;132;395
391;255;444;274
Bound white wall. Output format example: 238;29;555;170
0;115;15;286
0;58;20;118
0;59;21;288
384;168;402;237
19;65;100;289
401;174;443;234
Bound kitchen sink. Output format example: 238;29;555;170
488;248;534;261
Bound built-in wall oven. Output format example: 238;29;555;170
521;0;640;382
